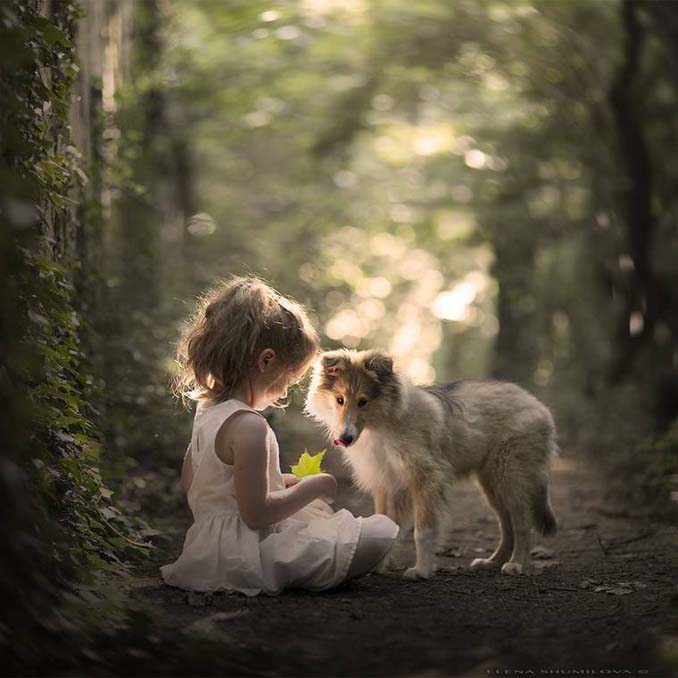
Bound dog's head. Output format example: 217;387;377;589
305;348;398;448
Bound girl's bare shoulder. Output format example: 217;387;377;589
215;410;269;464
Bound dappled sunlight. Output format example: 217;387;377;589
434;209;475;241
362;276;392;299
318;223;496;381
433;281;477;322
413;127;455;157
325;308;367;344
302;0;366;17
373;122;456;166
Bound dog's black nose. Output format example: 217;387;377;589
339;433;354;445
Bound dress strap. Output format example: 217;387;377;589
191;399;266;472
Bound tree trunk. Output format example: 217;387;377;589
607;0;657;383
491;226;539;385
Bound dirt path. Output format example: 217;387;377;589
106;448;678;678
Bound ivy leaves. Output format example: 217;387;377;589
1;0;148;590
23;249;152;572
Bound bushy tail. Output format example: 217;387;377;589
531;483;557;536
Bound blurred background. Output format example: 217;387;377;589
80;0;678;477
1;0;677;670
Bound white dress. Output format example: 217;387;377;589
160;399;399;596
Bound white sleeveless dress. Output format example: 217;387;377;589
160;399;399;596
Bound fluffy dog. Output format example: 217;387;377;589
305;349;558;579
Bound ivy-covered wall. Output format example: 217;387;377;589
0;0;144;667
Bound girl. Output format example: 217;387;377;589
161;277;399;596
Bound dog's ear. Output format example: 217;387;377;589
364;351;394;379
320;351;346;377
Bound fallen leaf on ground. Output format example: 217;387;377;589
531;545;556;560
533;559;560;570
594;585;632;595
589;580;648;596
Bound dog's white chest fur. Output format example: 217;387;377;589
341;429;409;494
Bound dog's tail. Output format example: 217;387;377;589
531;482;557;537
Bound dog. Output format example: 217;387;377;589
305;348;558;579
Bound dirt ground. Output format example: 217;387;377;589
104;423;678;678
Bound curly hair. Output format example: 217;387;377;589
174;276;319;405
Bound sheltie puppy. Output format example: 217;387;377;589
305;349;558;579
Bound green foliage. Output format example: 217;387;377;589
26;252;150;570
652;420;678;478
0;0;150;669
626;420;678;514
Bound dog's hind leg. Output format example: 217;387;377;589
501;499;531;575
470;473;514;570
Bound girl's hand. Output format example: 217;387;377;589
282;473;300;488
303;472;338;504
230;414;338;529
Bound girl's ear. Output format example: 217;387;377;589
258;348;276;373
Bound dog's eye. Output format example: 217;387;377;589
358;399;368;408
336;396;344;406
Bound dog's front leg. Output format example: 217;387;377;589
372;486;393;574
403;483;437;580
373;486;387;516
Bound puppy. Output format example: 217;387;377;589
305;349;557;579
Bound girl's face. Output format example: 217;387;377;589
250;352;311;410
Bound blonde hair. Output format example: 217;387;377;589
175;276;319;405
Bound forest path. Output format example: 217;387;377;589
112;451;678;678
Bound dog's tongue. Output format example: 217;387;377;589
333;438;346;448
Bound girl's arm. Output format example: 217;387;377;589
181;443;193;495
225;413;337;530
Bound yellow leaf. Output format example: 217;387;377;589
290;449;326;478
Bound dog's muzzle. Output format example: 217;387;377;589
333;425;357;448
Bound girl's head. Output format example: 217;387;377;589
176;276;319;409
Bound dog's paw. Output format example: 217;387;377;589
501;562;524;576
470;557;500;570
403;566;433;580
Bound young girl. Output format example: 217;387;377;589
160;277;399;596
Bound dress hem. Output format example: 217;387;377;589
159;508;367;597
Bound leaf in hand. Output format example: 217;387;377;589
290;449;326;478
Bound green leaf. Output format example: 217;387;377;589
290;449;326;478
42;25;71;48
62;394;80;411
